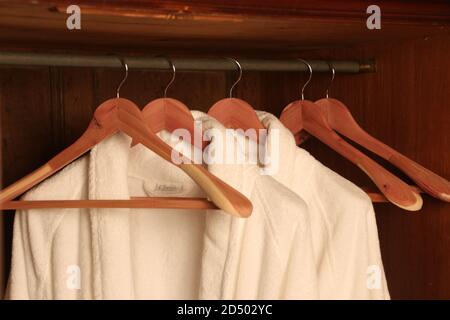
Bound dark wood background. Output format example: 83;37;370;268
1;34;450;299
1;0;450;54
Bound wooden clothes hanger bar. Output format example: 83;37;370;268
0;197;218;210
0;59;253;217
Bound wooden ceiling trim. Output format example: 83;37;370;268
0;1;449;54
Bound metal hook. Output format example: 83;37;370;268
226;57;243;98
298;59;312;100
161;56;176;98
116;57;128;98
325;62;335;98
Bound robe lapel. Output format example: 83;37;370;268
256;111;297;185
192;112;257;299
88;133;135;299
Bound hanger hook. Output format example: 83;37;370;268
325;61;335;98
298;58;312;100
116;56;128;98
226;57;243;98
162;56;176;98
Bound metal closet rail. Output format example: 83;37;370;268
0;52;375;73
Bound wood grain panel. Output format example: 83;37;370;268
0;67;54;298
0;1;449;54
59;68;96;146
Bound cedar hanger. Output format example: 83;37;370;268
315;64;450;202
138;57;204;150
280;59;423;211
0;59;253;217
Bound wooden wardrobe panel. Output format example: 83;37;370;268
0;68;54;183
1;1;450;54
59;68;96;146
0;67;54;298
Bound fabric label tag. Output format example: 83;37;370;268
144;181;184;196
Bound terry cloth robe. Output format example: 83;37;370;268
6;123;318;299
190;110;390;300
254;111;390;300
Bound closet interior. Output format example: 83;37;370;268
1;0;450;299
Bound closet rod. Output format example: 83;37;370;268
0;52;374;73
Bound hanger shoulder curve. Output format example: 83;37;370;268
140;97;204;149
316;98;450;202
278;100;302;135
142;98;193;133
208;98;265;132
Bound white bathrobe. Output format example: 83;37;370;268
191;111;390;299
6;120;318;299
255;111;390;299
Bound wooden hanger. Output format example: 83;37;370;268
280;59;423;211
208;58;265;139
138;57;204;149
0;59;253;217
315;63;450;202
